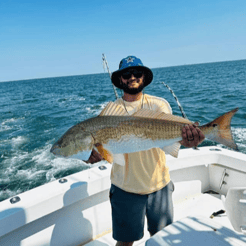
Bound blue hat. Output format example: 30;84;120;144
111;56;153;89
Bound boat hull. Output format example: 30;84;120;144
1;147;246;245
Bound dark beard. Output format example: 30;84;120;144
120;81;145;95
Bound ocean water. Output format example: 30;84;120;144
0;60;246;202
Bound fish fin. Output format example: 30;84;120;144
202;108;239;150
162;142;181;158
95;143;114;163
132;108;193;124
112;153;125;166
99;101;128;116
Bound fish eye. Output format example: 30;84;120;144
212;124;218;127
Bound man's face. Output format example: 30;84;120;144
120;69;145;95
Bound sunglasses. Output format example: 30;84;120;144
121;69;144;80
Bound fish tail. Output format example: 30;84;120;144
201;108;239;150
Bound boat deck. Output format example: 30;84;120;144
85;192;246;245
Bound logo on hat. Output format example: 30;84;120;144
126;57;135;63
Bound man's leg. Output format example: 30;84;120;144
146;181;174;236
110;184;147;243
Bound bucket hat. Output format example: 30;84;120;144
111;56;153;89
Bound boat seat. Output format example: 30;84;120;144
222;187;246;234
145;216;246;245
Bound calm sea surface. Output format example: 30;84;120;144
0;60;246;202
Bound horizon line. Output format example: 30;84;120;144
1;58;245;84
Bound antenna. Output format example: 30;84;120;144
102;54;119;99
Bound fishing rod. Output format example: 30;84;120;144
102;53;119;99
162;82;188;119
162;82;200;149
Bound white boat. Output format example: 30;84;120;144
1;146;246;245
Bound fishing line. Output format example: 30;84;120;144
161;82;188;119
102;53;119;99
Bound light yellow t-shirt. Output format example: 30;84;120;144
104;94;172;194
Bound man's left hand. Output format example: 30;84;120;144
181;124;205;148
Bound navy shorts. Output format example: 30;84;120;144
109;181;174;242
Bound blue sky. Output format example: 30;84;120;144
0;0;245;82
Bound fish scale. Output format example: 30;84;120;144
91;117;182;144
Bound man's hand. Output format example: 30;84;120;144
85;148;103;164
180;124;205;148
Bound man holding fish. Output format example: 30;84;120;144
87;56;205;246
51;55;238;245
